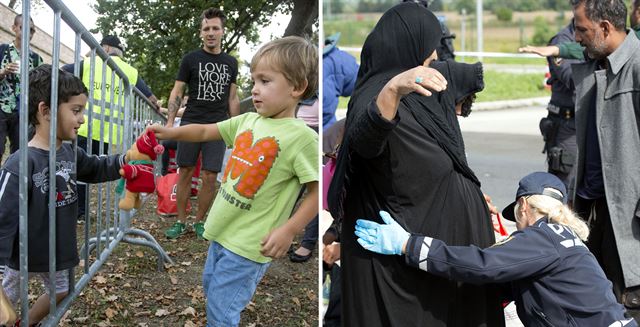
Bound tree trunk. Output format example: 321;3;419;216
284;0;318;38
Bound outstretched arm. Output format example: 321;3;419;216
147;123;222;143
518;45;560;57
356;211;560;284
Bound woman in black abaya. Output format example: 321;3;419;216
327;2;504;326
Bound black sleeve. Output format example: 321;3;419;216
175;53;190;82
405;229;560;284
135;77;153;98
76;147;125;183
0;168;20;260
347;99;400;159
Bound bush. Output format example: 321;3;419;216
495;7;513;22
531;16;554;45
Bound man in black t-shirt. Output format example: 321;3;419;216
164;7;240;239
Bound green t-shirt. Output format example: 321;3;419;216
204;112;318;263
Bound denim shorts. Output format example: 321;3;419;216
2;267;69;306
202;241;270;327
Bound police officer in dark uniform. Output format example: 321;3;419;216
540;21;580;200
355;172;637;327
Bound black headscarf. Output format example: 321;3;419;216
328;2;483;221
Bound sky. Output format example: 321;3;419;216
2;0;290;64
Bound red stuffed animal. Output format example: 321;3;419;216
118;130;164;210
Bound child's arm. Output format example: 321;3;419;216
260;181;319;259
76;147;126;183
147;123;222;142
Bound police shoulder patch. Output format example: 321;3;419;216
491;236;513;247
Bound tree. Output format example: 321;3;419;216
284;0;318;39
453;0;474;14
92;0;316;100
6;0;45;12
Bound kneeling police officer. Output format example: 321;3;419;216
355;172;637;327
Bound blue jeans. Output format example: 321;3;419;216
202;241;270;327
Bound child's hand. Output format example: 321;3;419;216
323;243;340;266
146;124;169;140
260;225;296;259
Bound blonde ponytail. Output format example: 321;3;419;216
526;195;590;241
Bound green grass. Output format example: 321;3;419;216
476;69;550;102
334;69;549;109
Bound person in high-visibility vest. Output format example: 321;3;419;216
61;35;159;221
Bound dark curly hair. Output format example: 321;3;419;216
571;0;627;31
28;64;87;126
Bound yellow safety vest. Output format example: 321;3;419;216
79;56;138;144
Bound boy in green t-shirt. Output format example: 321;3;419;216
149;36;318;326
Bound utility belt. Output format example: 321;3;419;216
540;104;576;175
547;103;574;119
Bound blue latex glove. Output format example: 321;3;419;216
355;210;410;255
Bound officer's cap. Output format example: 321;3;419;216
502;172;567;221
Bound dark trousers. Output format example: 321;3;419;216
293;185;318;251
545;115;577;198
574;196;640;320
300;215;319;250
161;139;178;176
574;197;624;297
77;136;110;217
323;263;341;327
0;111;19;161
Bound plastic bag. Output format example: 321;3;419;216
156;172;191;216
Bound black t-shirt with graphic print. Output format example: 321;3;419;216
176;49;238;124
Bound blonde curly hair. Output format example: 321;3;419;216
520;194;590;241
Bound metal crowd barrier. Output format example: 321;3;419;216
14;1;172;325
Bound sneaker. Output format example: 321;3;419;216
192;222;205;240
164;221;187;239
77;214;85;225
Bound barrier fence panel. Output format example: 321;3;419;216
14;1;172;325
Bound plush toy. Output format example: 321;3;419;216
117;130;164;210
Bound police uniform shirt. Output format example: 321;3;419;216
405;217;636;327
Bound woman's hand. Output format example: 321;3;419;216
377;66;447;120
484;193;499;216
355;211;410;255
388;65;448;97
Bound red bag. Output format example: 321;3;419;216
156;173;191;216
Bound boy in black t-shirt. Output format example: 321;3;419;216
0;65;127;325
